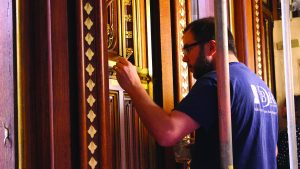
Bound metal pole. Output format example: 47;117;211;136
214;0;234;168
281;0;298;168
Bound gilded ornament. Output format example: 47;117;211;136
87;94;96;107
85;33;94;45
87;110;96;122
88;141;98;154
84;17;93;30
88;157;98;169
85;48;94;60
86;79;95;91
84;3;93;15
125;31;133;38
88;125;97;138
86;64;95;76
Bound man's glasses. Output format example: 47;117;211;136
182;41;204;55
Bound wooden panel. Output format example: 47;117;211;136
233;0;255;70
0;0;15;168
77;0;111;168
17;0;72;168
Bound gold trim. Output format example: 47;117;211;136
87;94;96;107
85;48;94;60
88;125;97;138
118;0;123;56
84;2;93;15
84;17;94;30
88;141;98;154
229;0;235;38
87;110;96;122
88;157;98;169
86;64;95;76
85;33;94;45
86;79;95;91
17;0;24;168
254;0;262;78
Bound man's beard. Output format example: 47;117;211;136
193;45;214;79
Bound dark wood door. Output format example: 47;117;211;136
0;0;16;168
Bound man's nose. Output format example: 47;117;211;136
182;54;188;62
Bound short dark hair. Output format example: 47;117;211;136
183;17;237;55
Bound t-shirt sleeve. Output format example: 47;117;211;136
174;79;218;130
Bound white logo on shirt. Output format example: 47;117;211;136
250;84;276;107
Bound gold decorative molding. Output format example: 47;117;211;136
83;0;98;168
86;64;95;76
84;17;93;30
87;94;96;107
85;48;94;60
88;141;98;154
88;125;97;138
84;2;93;15
254;0;263;78
88;157;98;169
87;110;96;122
178;0;189;98
86;79;95;91
85;33;94;45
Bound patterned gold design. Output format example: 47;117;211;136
85;33;94;45
125;14;133;22
125;31;133;38
254;0;262;78
88;157;98;169
178;0;188;98
84;17;94;30
87;110;96;122
88;125;97;138
124;0;132;5
85;48;94;60
86;64;95;76
87;94;96;107
84;3;93;15
88;141;98;154
86;79;95;91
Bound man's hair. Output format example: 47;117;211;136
183;17;237;55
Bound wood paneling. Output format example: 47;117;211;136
0;0;15;168
17;0;71;168
233;0;255;70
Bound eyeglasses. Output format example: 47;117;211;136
182;41;204;55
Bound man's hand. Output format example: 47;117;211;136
113;57;142;93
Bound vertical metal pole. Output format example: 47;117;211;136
281;0;298;168
214;0;234;168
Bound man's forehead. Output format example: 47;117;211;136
183;30;194;42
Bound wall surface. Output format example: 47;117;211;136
273;17;300;130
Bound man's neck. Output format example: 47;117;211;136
228;53;239;63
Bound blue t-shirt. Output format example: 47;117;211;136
175;62;278;169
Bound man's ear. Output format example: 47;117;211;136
207;40;216;55
205;40;217;59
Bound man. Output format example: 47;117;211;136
114;17;278;168
277;95;300;169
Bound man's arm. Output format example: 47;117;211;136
114;58;199;146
